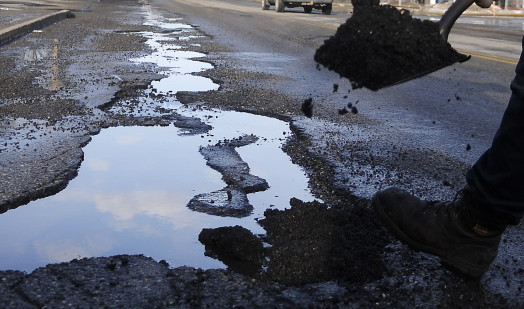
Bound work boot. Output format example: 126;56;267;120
372;187;506;278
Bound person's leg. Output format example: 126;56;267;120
372;37;524;278
466;36;524;225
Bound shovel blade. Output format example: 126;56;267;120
314;4;470;91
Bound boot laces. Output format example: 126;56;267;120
428;188;471;218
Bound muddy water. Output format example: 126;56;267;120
0;9;316;272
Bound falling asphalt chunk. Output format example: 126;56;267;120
301;97;313;118
338;108;349;115
314;3;469;91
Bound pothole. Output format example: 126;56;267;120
0;8;317;272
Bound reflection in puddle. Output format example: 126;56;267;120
23;49;49;61
0;8;316;272
0;113;315;272
152;74;217;94
25;38;63;91
50;38;62;91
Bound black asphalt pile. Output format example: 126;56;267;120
195;197;388;286
258;198;388;286
314;3;469;90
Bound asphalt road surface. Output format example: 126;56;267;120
103;0;524;305
0;0;522;307
163;0;517;188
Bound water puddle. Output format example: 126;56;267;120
0;9;316;272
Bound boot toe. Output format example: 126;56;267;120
371;187;428;245
372;187;413;222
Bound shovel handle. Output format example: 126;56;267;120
439;0;476;41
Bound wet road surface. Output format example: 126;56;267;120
0;0;522;307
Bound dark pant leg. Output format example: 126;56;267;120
466;37;524;226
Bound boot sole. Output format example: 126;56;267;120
372;195;487;278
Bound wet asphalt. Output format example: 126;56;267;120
0;0;522;308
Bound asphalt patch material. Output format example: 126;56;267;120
199;225;265;276
258;198;388;286
314;3;469;90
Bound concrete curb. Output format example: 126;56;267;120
0;9;74;45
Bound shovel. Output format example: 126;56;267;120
382;0;478;88
440;0;478;42
314;0;479;91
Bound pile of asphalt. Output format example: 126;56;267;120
314;3;468;90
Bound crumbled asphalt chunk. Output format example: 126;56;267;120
198;135;269;193
188;188;253;217
199;225;265;276
332;83;339;93
188;135;269;217
314;2;469;90
301;97;313;118
171;114;212;135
